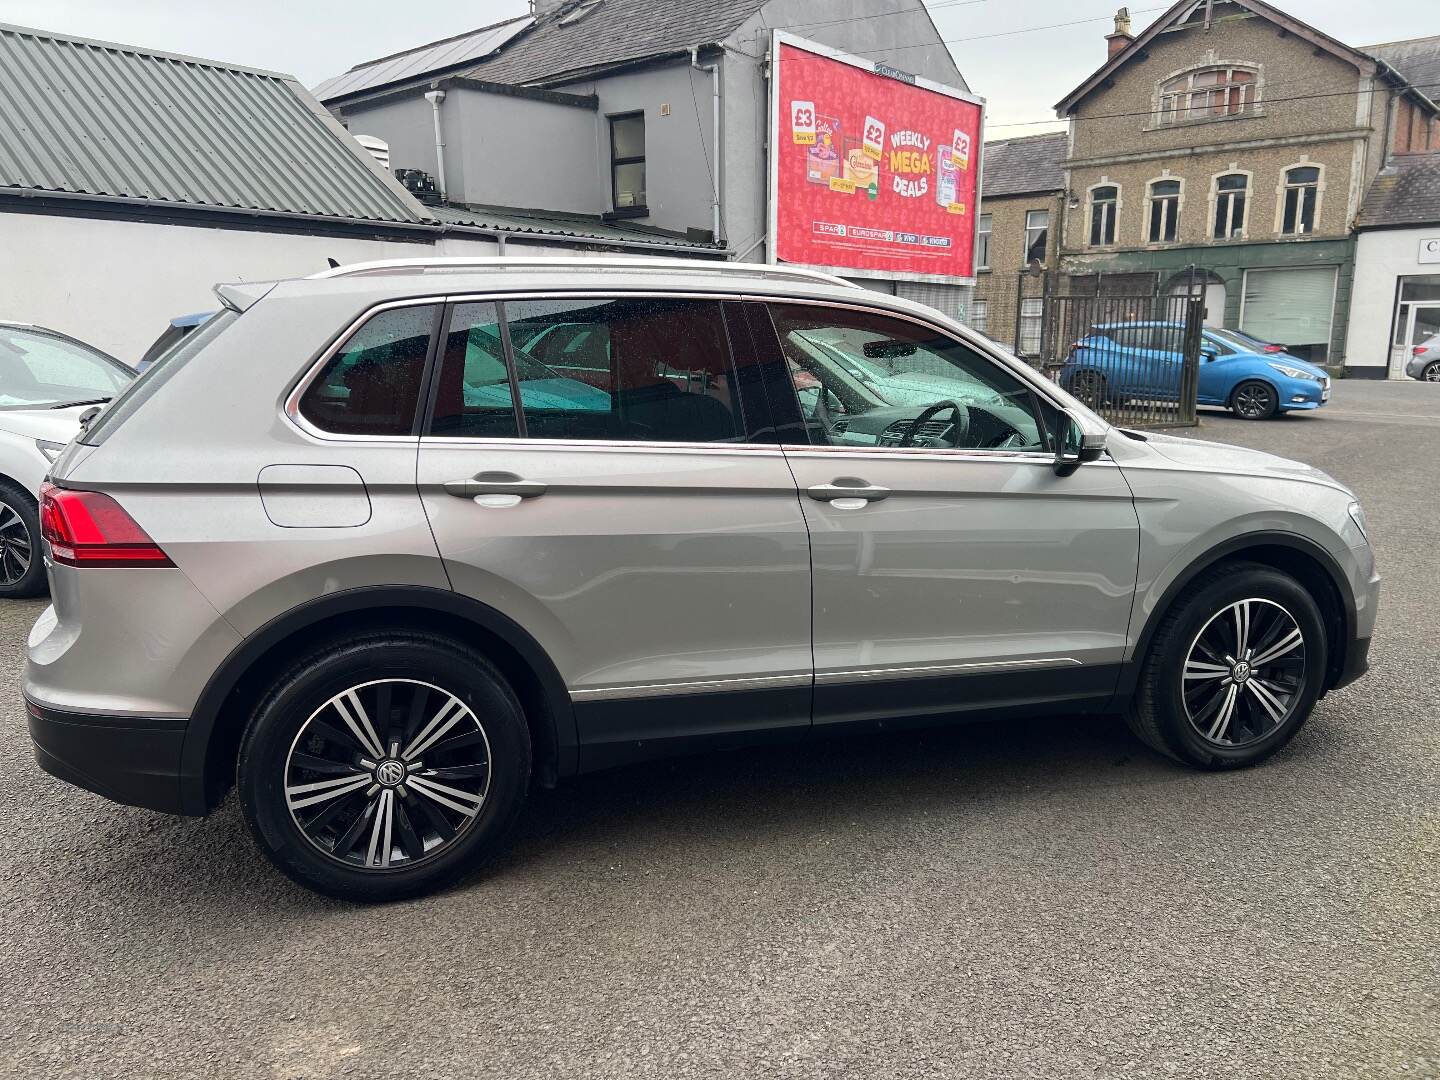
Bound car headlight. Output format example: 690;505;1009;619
1269;362;1318;381
35;439;66;462
1348;501;1370;543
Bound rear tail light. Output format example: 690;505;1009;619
1416;345;1430;357
1263;344;1286;353
38;483;174;568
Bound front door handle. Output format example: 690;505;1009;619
807;479;891;503
444;472;547;499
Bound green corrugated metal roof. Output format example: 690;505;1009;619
0;22;432;225
430;203;725;251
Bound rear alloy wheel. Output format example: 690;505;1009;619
1231;380;1277;420
239;632;531;901
0;481;45;599
1127;562;1326;769
1423;362;1440;383
1070;369;1107;407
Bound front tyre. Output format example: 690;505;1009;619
1230;380;1277;420
0;480;45;599
238;631;531;901
1127;563;1326;770
1423;361;1440;383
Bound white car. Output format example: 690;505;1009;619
0;322;135;597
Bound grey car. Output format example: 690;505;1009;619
1405;332;1440;381
24;257;1378;901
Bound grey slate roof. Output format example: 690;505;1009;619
1364;35;1440;108
0;22;430;225
981;133;1067;198
313;16;532;103
430;203;724;251
317;0;772;102
1355;155;1440;230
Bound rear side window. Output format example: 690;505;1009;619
299;305;437;436
426;297;746;444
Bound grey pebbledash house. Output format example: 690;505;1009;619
315;0;979;317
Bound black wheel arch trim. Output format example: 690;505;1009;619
1118;530;1358;701
179;585;576;815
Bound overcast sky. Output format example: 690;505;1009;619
3;0;1435;134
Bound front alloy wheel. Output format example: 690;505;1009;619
1231;380;1277;420
0;481;45;598
1423;362;1440;383
1182;599;1306;747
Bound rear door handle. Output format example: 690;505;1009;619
444;472;547;499
807;480;890;503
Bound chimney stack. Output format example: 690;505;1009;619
1105;7;1134;59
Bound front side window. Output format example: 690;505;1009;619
1159;66;1256;124
298;305;436;436
429;297;744;444
1149;180;1181;242
1214;173;1248;239
1090;186;1118;246
1024;210;1049;264
977;214;992;269
609;112;646;213
0;327;132;410
1281;166;1320;235
768;303;1051;453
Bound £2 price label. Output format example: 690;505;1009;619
791;100;817;144
862;116;885;160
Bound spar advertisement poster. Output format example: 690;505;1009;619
768;32;985;282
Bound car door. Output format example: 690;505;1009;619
416;295;813;771
753;299;1139;730
1196;333;1238;404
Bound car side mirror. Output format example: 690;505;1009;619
1053;408;1106;476
1200;345;1218;361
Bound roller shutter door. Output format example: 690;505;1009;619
1240;266;1337;345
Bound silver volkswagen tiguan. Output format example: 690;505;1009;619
24;258;1378;901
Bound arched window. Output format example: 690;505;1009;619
1213;173;1248;239
1148;180;1181;242
1282;166;1320;235
1090;185;1118;246
1159;66;1257;124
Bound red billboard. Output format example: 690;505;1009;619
768;33;985;282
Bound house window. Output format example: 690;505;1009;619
609;112;646;214
1019;298;1043;354
1159;66;1256;124
1024;210;1049;264
1281;166;1319;235
1089;186;1118;246
1213;173;1248;239
1148;180;1180;242
969;299;989;335
977;214;992;270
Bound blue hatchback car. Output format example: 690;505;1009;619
1062;321;1331;420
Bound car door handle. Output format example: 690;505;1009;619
807;480;890;503
443;473;547;499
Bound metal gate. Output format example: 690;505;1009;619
1026;290;1203;428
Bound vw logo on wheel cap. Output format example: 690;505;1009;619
374;759;406;787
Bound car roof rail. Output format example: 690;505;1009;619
307;256;862;290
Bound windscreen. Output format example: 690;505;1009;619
0;328;133;409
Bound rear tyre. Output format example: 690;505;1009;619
1230;380;1277;420
0;480;45;599
1070;369;1108;407
1423;361;1440;383
1126;562;1326;770
238;631;531;902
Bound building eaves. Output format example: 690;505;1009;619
1355;155;1440;230
429;202;727;254
0;21;433;226
1363;35;1440;115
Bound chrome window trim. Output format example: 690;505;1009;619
282;287;1103;451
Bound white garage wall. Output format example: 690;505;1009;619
1346;228;1440;377
0;213;512;362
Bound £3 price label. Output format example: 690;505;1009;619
791;100;817;144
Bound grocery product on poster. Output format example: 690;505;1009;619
770;34;984;280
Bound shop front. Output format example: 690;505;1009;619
1346;228;1440;378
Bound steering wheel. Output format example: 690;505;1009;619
900;399;969;448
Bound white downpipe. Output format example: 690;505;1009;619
424;89;448;202
689;47;721;242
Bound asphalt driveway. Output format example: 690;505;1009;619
1;380;1436;1079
